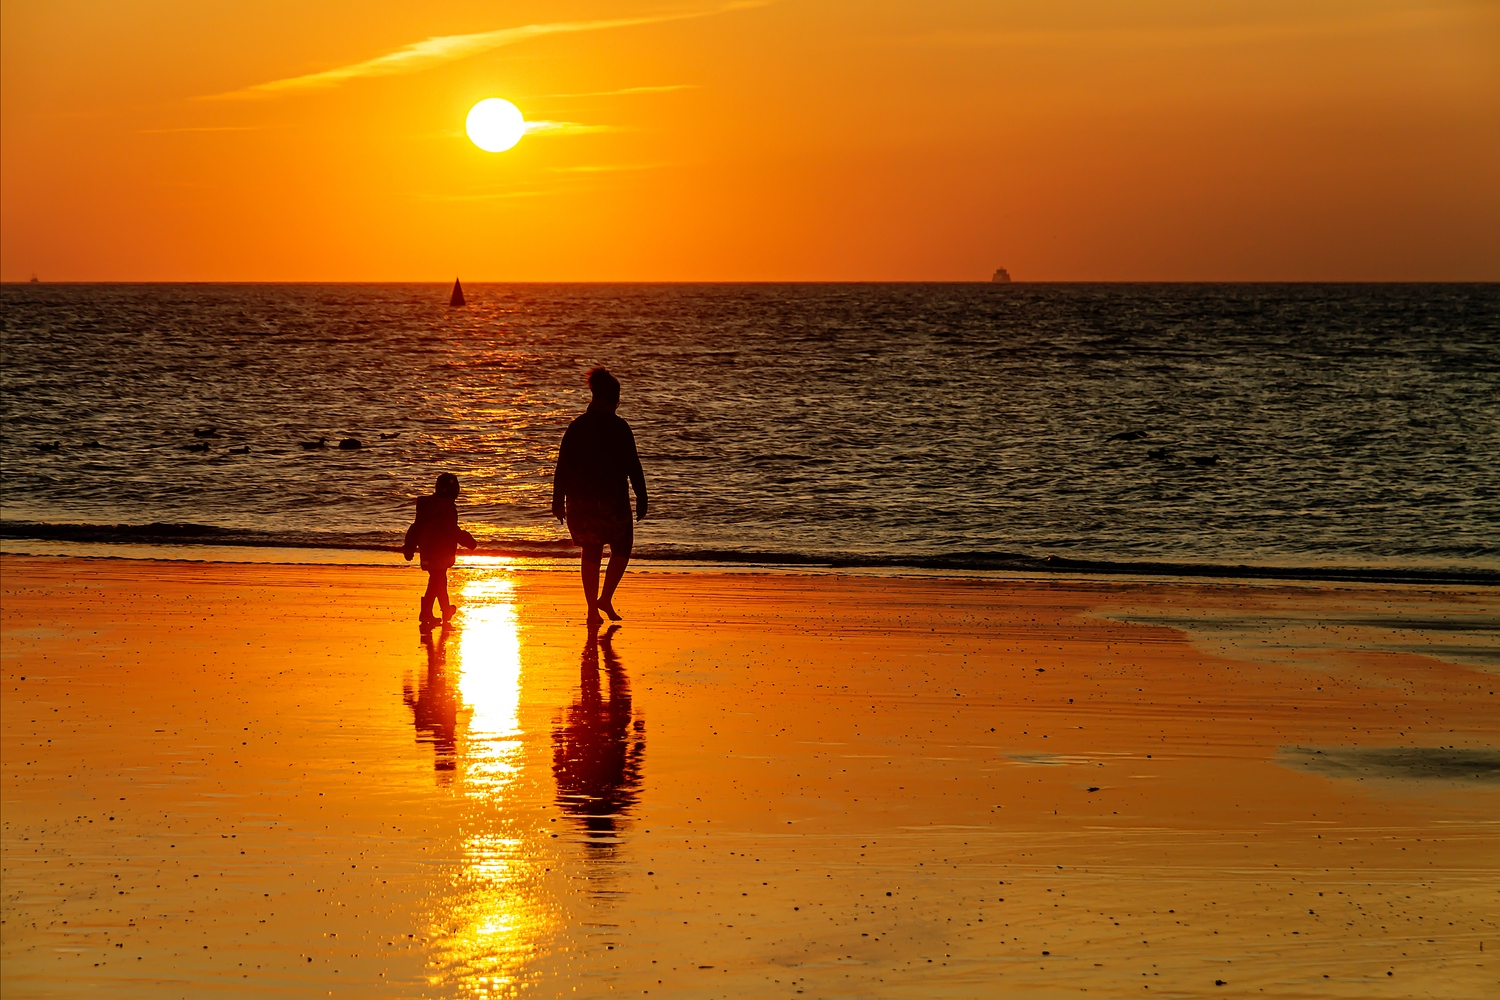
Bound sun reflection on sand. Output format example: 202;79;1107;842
422;563;553;998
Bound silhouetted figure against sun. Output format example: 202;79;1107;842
552;625;644;845
552;368;648;625
403;472;477;628
404;627;460;782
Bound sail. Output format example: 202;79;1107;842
449;278;466;307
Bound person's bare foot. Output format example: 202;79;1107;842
441;603;458;622
598;599;622;622
419;615;440;631
587;607;604;626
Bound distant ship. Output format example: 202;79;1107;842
30;273;39;283
991;268;1011;284
449;278;465;307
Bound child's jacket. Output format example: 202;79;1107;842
403;495;477;570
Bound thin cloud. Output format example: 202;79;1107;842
524;120;621;135
538;84;698;98
908;3;1488;51
205;2;767;100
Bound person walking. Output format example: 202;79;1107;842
402;472;478;628
552;367;648;625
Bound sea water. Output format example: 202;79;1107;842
3;282;1497;575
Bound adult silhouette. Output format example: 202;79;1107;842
551;368;647;625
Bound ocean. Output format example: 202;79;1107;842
2;282;1497;580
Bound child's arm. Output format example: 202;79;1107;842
458;528;477;550
402;521;418;561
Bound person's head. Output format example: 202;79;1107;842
587;366;621;411
435;472;459;499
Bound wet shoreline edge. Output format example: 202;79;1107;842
3;520;1495;586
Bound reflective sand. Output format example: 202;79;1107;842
2;556;1496;998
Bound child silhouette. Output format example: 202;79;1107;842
403;472;477;627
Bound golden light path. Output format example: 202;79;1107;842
428;559;549;998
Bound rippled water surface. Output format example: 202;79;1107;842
2;282;1497;570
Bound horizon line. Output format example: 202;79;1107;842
4;279;1498;286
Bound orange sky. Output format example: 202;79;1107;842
2;1;1497;281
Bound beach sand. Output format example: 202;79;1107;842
2;555;1496;998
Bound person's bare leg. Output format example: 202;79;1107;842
421;571;441;624
438;573;455;621
597;539;631;621
581;543;604;625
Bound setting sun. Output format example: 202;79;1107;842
465;98;525;153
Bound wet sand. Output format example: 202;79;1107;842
2;555;1496;998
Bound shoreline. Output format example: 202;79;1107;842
4;528;1496;587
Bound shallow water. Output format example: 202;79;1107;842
3;283;1497;572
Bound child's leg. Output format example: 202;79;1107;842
438;571;454;619
422;570;442;621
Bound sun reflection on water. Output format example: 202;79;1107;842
421;563;552;998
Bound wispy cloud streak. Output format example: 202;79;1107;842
206;3;765;100
908;3;1489;51
539;84;698;98
524;120;619;135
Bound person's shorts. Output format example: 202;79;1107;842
566;496;633;548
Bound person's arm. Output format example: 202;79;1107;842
625;424;647;521
551;426;572;523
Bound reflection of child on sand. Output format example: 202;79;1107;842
403;472;477;627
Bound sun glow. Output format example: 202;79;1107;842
465;98;526;152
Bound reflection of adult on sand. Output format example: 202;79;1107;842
552;625;645;844
551;368;648;625
404;627;459;782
